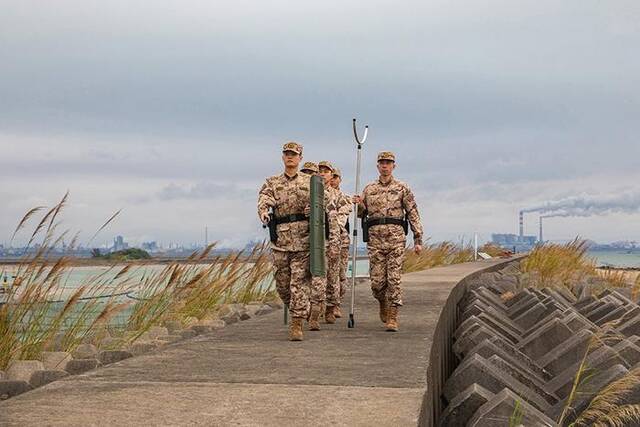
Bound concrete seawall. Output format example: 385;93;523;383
0;257;520;426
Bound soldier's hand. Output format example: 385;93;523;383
414;244;423;255
353;195;363;206
304;205;311;216
260;212;270;224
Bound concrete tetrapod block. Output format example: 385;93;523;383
521;309;563;338
439;384;494;427
467;337;552;382
477;308;524;337
41;351;72;371
518;318;574;360
595;305;631;327
507;296;542;320
612;340;640;367
443;354;551;412
549;364;630;424
72;343;98;359
586;301;623;323
454;325;506;359
600;288;636;306
486;355;558;407
6;360;45;382
29;370;69;388
561;310;597;334
539;329;595;376
467;288;509;312
504;289;534;307
545;345;623;398
65;359;100;375
540;288;574;308
467;388;557;427
617;316;640;338
456;315;520;345
98;350;133;365
0;380;32;400
513;302;553;331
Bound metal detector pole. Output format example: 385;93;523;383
348;118;368;328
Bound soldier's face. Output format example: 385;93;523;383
319;167;333;184
282;151;302;168
331;175;341;188
377;160;395;176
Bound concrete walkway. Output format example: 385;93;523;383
0;258;514;426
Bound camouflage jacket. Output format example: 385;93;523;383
335;189;353;246
258;171;311;252
325;186;343;246
358;176;423;248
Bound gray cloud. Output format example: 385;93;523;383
1;0;639;245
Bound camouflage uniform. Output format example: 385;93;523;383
332;168;353;302
318;161;343;309
301;161;319;175
359;152;423;307
257;142;313;319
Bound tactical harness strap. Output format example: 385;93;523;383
366;217;406;228
274;213;308;225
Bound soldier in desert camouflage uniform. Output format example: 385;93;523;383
317;161;343;324
257;142;314;341
300;161;319;175
330;167;353;318
354;151;423;332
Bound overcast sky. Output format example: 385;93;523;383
2;0;639;247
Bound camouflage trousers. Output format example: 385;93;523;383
325;244;341;307
339;244;349;301
368;245;405;306
271;250;312;318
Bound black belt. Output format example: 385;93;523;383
366;217;405;228
274;213;308;225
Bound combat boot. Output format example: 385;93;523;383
334;305;343;318
289;318;304;341
325;305;336;324
378;299;388;323
308;305;321;331
385;306;398;332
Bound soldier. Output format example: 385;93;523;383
317;161;343;323
330;167;353;318
257;142;314;341
354;151;423;332
300;161;319;175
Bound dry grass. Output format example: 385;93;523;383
557;322;640;426
1;200;275;369
520;239;632;296
402;241;507;274
570;367;640;426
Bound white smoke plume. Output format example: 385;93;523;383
524;191;640;219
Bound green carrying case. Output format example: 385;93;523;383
309;175;326;277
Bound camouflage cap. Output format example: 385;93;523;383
282;141;303;154
318;160;335;172
301;161;318;174
332;167;342;178
377;151;396;162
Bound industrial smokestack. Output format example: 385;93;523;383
539;216;543;243
519;211;524;238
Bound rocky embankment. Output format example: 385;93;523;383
0;301;280;401
441;263;640;426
